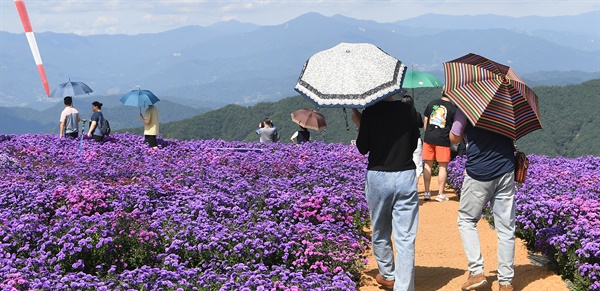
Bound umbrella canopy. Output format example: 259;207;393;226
402;70;443;89
291;109;327;131
443;53;542;140
294;42;407;108
120;89;160;107
50;80;93;98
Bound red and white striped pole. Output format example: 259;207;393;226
14;0;50;97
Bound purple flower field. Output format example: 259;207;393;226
0;133;371;290
448;155;600;290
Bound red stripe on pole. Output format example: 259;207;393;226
37;64;50;96
14;0;33;33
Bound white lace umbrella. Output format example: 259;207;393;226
294;42;407;108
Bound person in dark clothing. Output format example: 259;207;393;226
87;101;105;142
290;126;310;144
351;92;420;291
450;109;516;291
422;92;457;202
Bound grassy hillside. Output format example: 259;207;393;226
119;79;600;158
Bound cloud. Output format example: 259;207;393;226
92;16;119;28
1;0;598;35
141;13;190;28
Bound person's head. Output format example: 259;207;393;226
263;118;273;127
299;125;307;131
399;94;414;107
63;96;73;106
92;101;103;111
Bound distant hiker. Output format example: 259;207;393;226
290;125;310;144
87;101;105;142
59;96;80;138
256;118;277;143
140;104;160;149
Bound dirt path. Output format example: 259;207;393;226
359;176;568;291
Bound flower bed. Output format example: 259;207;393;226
0;133;371;290
447;155;600;290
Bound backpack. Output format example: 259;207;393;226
271;129;279;142
100;115;111;136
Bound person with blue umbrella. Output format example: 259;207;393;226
120;88;161;148
139;104;159;149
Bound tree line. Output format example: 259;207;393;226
118;79;600;158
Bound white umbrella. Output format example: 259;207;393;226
294;42;407;109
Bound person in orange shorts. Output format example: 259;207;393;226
422;92;456;202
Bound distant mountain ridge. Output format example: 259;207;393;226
1;11;598;112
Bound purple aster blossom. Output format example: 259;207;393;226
0;133;369;290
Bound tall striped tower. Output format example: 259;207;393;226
14;0;50;97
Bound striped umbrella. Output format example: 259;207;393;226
443;53;542;140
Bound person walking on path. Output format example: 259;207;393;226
87;101;105;142
351;92;420;291
140;104;160;149
450;109;516;291
59;96;80;139
290;125;310;144
422;92;456;202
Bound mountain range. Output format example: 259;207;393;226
1;11;598;132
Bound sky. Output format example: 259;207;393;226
0;0;599;35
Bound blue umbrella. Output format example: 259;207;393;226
120;89;160;107
50;79;93;98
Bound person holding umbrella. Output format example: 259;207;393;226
87;101;106;142
119;88;161;148
140;104;159;149
290;126;310;144
59;96;80;138
450;109;516;291
351;91;420;291
444;53;542;291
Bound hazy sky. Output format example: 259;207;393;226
1;0;599;35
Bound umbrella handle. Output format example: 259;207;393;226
343;108;349;131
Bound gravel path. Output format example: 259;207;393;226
359;176;568;291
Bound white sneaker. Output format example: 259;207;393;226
424;192;431;201
435;194;449;202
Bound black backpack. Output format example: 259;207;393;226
100;115;111;136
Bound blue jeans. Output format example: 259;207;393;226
458;171;516;285
365;169;419;291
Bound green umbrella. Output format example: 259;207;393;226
402;66;443;97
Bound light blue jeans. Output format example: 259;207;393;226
365;169;419;291
458;171;516;285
